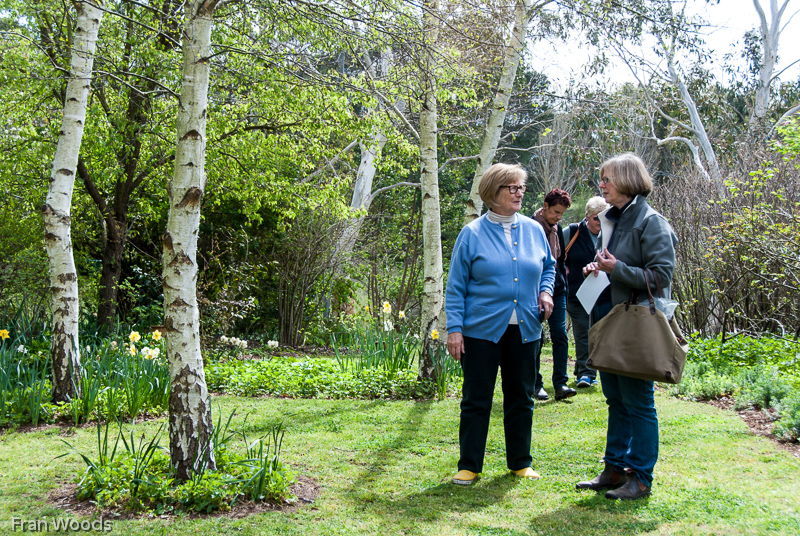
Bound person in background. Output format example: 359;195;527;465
576;153;677;500
531;189;577;401
446;163;556;486
563;196;610;388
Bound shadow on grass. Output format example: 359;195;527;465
526;497;660;536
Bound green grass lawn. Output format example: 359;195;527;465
1;357;799;536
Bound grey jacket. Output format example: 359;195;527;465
598;195;678;306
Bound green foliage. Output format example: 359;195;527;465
59;414;294;513
734;367;793;411
668;335;800;437
206;355;437;400
332;314;418;376
0;329;169;427
773;390;800;441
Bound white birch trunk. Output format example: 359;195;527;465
335;130;389;258
750;0;788;136
464;0;533;225
42;1;103;404
418;0;443;380
163;0;218;481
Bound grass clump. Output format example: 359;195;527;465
59;411;294;514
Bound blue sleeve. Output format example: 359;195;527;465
445;228;471;334
539;230;556;295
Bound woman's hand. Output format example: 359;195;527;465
538;291;554;320
583;262;600;277
447;332;466;362
596;247;617;273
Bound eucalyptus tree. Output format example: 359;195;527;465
586;0;723;186
41;0;104;403
749;0;800;136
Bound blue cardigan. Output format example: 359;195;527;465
445;213;556;344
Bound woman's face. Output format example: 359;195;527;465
493;181;525;216
586;212;602;234
599;173;631;209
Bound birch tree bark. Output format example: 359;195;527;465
42;0;103;404
163;0;220;481
463;0;534;225
418;0;443;380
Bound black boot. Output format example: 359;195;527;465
605;472;651;500
576;463;628;491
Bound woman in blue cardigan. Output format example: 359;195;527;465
446;163;556;485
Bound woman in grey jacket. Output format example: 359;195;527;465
576;153;678;500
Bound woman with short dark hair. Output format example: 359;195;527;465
446;163;556;485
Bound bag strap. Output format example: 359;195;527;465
564;223;580;261
642;269;657;315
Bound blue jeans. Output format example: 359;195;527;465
458;325;539;473
567;299;595;380
593;299;658;487
534;291;570;390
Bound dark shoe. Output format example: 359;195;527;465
576;463;628;491
605;473;651;500
554;385;577;400
534;388;549;401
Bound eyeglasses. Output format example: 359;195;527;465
589;215;600;222
499;185;527;194
599;177;612;185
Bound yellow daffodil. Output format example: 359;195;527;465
151;329;162;341
383;301;392;314
129;344;137;356
431;329;439;340
129;331;141;343
398;311;405;319
364;305;369;312
0;329;9;340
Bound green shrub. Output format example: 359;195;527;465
667;361;739;401
773;390;800;441
733;367;793;410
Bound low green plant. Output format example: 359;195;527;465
58;410;295;514
428;339;462;400
734;367;793;410
773;390;800;441
235;422;291;501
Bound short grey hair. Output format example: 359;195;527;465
585;196;610;216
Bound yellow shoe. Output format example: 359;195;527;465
452;469;479;485
512;467;541;479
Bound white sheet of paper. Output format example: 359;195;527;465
576;271;610;314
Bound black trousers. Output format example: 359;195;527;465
458;325;539;473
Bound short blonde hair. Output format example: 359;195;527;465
479;163;527;209
585;196;609;216
599;153;653;197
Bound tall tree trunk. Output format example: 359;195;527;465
163;0;219;482
418;0;443;381
464;0;533;225
96;220;125;328
43;1;103;404
749;0;789;138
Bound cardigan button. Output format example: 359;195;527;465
520;320;524;323
513;299;517;303
514;242;517;245
514;278;518;282
512;257;517;261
